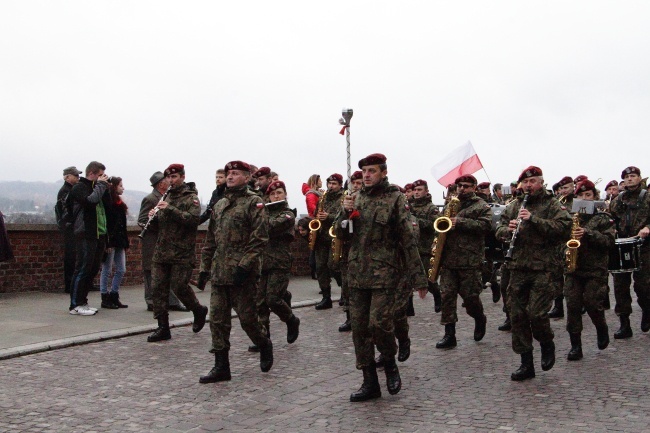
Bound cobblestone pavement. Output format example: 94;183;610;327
2;290;650;433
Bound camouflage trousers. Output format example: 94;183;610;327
340;261;349;312
393;275;412;343
315;241;340;296
350;288;397;369
421;253;441;299
613;247;650;316
256;269;293;332
508;270;554;354
564;273;608;334
439;268;484;325
550;265;564;299
151;262;200;319
501;265;511;315
210;283;270;352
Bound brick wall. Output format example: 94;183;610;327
0;224;311;293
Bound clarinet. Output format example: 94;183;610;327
138;184;172;239
504;193;530;261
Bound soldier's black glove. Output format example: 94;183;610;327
233;266;251;286
197;271;210;291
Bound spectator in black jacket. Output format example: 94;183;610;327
55;166;82;293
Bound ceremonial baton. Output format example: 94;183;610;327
339;108;353;232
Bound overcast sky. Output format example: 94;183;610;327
2;1;649;213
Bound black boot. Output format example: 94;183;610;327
436;323;457;349
101;293;118;309
498;315;512;331
641;310;650;332
383;357;402;395
192;305;208;333
338;311;352;332
597;325;609;350
259;340;273;372
283;290;292;307
110;292;128;308
614;315;633;339
147;315;171;342
350;365;382;402
315;296;332;310
567;333;583;361
474;314;487;341
511;351;535;381
199;350;231;383
540;341;556;371
286;315;300;344
375;353;385;369
491;282;501;303
334;272;342;287
398;338;411;362
548;296;564;319
406;295;415;317
432;286;442;313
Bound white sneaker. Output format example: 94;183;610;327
81;304;98;312
69;306;96;316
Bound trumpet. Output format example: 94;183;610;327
138;184;172;239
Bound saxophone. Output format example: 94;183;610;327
565;212;581;273
428;196;460;282
329;191;346;262
308;191;326;250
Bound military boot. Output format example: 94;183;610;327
315;286;333;310
641;309;650;332
430;282;442;313
540;341;556;371
350;365;381;402
147;315;171;342
259;340;274;372
511;351;535;381
548;296;564;319
383;357;402;395
192;305;208;333
436;323;457;349
406;295;415;317
199;350;231;383
491;282;501;303
286;315;300;344
338;311;352;332
474;314;487;341
101;293;118;309
249;327;270;352
397;338;411;362
283;290;292;307
614;315;633;339
596;324;610;350
498;314;512;331
567;333;583;361
374;353;385;369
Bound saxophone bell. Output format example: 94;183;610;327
433;216;453;233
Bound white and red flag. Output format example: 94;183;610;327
431;141;484;187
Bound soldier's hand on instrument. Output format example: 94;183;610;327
450;217;457;228
572;227;585;240
508;219;518;232
317;210;328;220
638;226;650;238
157;201;169;210
417;288;428;299
343;195;355;211
518;209;531;221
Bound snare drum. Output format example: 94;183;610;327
608;237;644;273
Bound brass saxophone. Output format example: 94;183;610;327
329;191;346;262
428;196;460;282
308;191;326;250
565;212;581;273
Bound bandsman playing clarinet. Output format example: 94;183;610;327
496;166;571;381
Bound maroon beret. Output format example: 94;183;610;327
518;166;543;183
253;166;271;178
225;160;251;173
412;179;428;189
455;175;477;185
326;173;343;184
605;180;618;190
621;166;641;179
557;176;573;187
575;180;597;195
164;163;185;176
574;175;588;184
350;170;362;181
358;153;387;168
404;183;414;191
477;182;490;189
397;185;406;193
266;180;286;195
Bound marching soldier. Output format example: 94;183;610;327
339;170;363;332
199;161;272;383
477;182;492;203
314;173;344;310
253;166;274;200
404;183;414;202
335;153;427;402
495;166;571;381
410;179;442;312
604;180;620;203
563;179;614;360
548;175;575;319
435;175;492;349
147;164;208;342
609;166;650;338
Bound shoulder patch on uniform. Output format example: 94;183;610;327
405;203;410;210
256;202;264;209
193;199;199;206
484;204;491;208
560;206;567;210
285;214;292;219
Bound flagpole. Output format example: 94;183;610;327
339;108;353;190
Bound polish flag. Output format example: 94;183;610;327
431;141;484;187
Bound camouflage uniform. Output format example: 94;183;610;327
200;184;270;352
314;189;344;297
564;211;615;334
257;201;296;332
495;189;571;354
151;182;202;318
393;214;420;342
609;188;650;316
334;179;427;369
438;194;492;325
552;194;575;300
410;193;439;296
